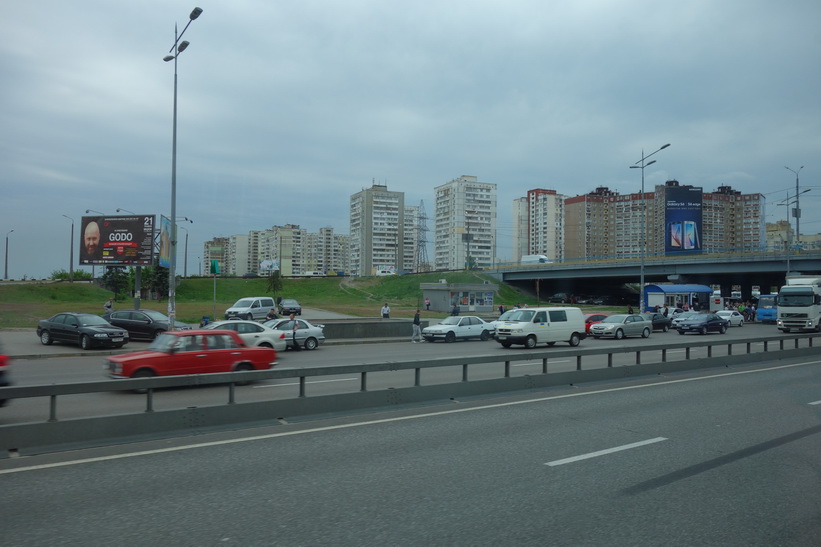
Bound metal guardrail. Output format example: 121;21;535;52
1;333;818;456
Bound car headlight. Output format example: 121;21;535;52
94;333;109;338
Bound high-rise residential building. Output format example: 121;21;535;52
512;197;528;262
434;175;497;270
203;236;229;275
701;185;765;253
349;183;405;276
309;226;350;274
403;205;420;272
564;187;616;260
258;224;307;276
526;189;566;261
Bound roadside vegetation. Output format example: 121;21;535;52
0;271;548;329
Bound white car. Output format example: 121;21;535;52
203;320;287;351
263;318;326;350
422;315;495;343
716;310;744;327
671;311;701;327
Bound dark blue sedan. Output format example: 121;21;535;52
676;313;730;335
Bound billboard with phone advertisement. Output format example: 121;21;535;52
665;186;703;255
80;215;156;265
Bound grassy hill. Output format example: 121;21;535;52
0;271;536;329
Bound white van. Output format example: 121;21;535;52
494;306;586;348
520;254;551;264
224;296;277;321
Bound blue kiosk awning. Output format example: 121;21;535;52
643;284;713;311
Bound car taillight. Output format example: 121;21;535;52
278;333;285;339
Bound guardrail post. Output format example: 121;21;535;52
360;371;367;392
635;351;641;365
686;347;691;359
707;345;712;358
746;342;751;354
576;355;582;370
662;348;667;362
728;343;732;356
462;364;469;382
794;338;799;349
299;376;306;398
504;360;511;378
48;395;58;422
228;383;236;405
779;339;784;350
414;368;421;387
145;389;154;412
542;358;547;374
607;353;613;367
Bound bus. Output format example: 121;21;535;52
756;294;777;323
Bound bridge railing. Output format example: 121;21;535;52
0;333;818;456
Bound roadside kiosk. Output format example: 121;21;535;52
643;284;714;313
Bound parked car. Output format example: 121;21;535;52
548;293;570;303
224;297;277;321
37;313;129;350
590;295;618;305
263;317;325;350
583;313;609;334
716;310;744;327
640;312;673;332
589;314;651;339
0;338;11;407
103;309;192;340
422;315;495;343
676;313;729;335
278;298;302;316
105;329;276;381
204;320;287;351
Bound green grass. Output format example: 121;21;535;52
0;272;621;329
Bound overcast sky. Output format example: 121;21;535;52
2;0;820;279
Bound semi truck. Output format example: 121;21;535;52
776;276;821;332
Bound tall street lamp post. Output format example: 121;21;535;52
4;230;13;280
61;215;75;282
778;189;811;279
163;6;203;330
630;143;671;312
178;217;193;278
784;165;804;248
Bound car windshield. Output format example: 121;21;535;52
147;333;178;352
505;310;535;322
439;317;461;325
602;315;628;323
78;315;111;327
497;310;516;321
281;299;298;306
677;312;700;320
232;299;255;308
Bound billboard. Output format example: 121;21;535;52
80;215;156;266
665;186;703;255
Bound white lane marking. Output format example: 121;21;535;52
252;377;358;389
545;437;668;467
1;360;818;475
809;400;821;406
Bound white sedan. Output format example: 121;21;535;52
422;315;495;343
716;310;744;327
203;320;288;351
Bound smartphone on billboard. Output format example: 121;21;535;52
669;222;682;248
684;221;696;250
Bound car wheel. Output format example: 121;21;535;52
259;342;273;348
738;320;743;327
80;335;92;350
153;329;165;339
500;342;512;348
719;325;727;334
614;329;624;340
480;330;490;341
700;326;708;335
39;330;53;345
641;327;650;338
234;362;255;385
678;330;685;335
444;331;456;343
662;325;669;332
568;333;581;347
524;335;537;349
424;336;434;343
304;337;318;350
131;369;155;393
244;313;253;321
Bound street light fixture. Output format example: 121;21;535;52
61;215;75;282
163;6;203;330
85;209;104;215
630;143;671;312
777;189;811;277
116;208;136;215
4;230;13;280
784;165;804;247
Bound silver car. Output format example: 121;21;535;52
203;320;288;351
589;314;650;339
263;318;325;350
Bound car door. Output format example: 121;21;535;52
169;334;210;375
51;314;73;343
236;322;264;346
204;333;241;372
627;316;643;337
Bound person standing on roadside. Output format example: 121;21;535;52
381;303;391;319
411;309;423;343
289;313;301;351
424;297;430;311
103;297;114;314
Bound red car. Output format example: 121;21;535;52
584;313;609;334
105;329;277;380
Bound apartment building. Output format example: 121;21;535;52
512;197;528;262
564;187;616;260
434;175;497;270
526;189;566;261
349;183;405;276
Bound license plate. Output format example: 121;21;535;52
497;335;507;340
112;338;123;342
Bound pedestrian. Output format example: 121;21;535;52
103;297;114;314
411;309;423;343
498;303;505;315
662;305;669;317
289;313;301;351
627;305;634;315
424;297;430;311
265;308;278;321
381;303;391;319
451;303;460;316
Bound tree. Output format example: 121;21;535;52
267;270;283;303
100;266;129;298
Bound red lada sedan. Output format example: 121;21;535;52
105;329;277;380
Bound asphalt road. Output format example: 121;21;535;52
1;355;819;545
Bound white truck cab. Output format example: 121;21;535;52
494;306;586;348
